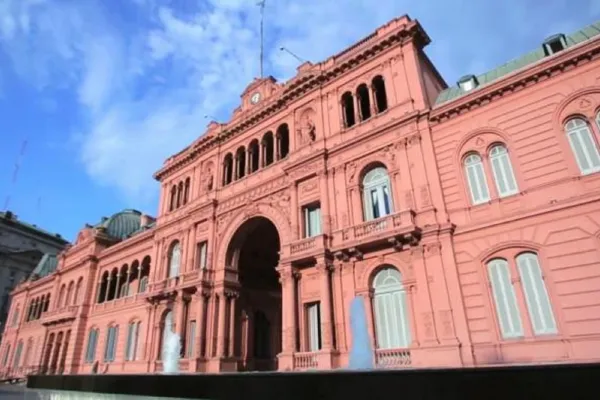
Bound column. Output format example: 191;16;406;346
369;84;377;114
352;94;359;123
290;182;299;240
317;261;334;349
114;272;121;300
318;171;331;234
228;293;237;357
398;138;414;211
103;277;111;303
411;246;437;343
246;148;252;174
349;186;363;226
216;291;227;357
276;264;297;353
275;134;281;160
185;227;195;273
261;141;266;167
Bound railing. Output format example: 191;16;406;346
293;352;318;370
41;305;78;324
375;349;411;368
332;210;416;247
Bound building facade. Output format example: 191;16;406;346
0;211;69;343
2;15;600;378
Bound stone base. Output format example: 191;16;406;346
277;352;294;371
205;357;238;373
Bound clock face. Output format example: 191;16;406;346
250;92;261;104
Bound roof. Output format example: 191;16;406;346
30;253;59;280
434;20;600;106
95;209;143;240
0;210;69;245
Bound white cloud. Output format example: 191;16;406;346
0;0;597;209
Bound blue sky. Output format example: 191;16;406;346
0;0;599;242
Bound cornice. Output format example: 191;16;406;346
153;19;427;181
430;36;600;123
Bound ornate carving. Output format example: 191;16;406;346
381;145;397;169
422;312;434;338
406;133;421;148
290;159;325;180
268;190;291;222
217;175;288;213
425;242;441;257
475;137;485;147
578;97;592;110
410;246;424;260
216;212;234;236
300;181;318;195
242;204;260;221
298;107;317;145
346;162;357;184
197;222;208;233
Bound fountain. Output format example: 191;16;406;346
162;312;181;375
348;295;375;370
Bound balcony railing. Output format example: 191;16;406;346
293;352;318;370
41;305;78;325
331;210;417;249
289;234;328;258
375;349;411;368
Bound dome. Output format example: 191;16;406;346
101;209;142;240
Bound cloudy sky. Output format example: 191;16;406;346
0;0;598;241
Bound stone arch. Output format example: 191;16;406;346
358;253;413;291
553;86;600;126
349;156;394;186
216;203;291;271
455;127;512;164
478;240;543;264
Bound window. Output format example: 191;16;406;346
362;167;393;220
464;153;490;204
197;242;208;270
139;276;148;293
565;118;600;175
12;341;23;369
119;283;129;298
341;92;355;128
487;259;523;339
104;325;119;362
306;303;321;352
303;204;322;238
11;306;20;326
516;253;557;335
372;267;411;349
168;241;181;278
85;328;99;363
489;145;518;197
2;345;10;367
125;322;140;361
187;321;196;358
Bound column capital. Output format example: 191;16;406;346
276;264;299;285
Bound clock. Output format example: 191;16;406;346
250;92;261;104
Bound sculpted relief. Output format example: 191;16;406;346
297;107;317;145
202;161;215;193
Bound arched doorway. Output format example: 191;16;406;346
226;216;281;371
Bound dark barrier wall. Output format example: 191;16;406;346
27;363;597;400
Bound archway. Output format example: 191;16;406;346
226;216;281;372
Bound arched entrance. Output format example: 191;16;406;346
226;216;281;371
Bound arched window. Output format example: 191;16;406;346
183;177;190;204
487;258;523;338
357;83;371;121
168;241;181;278
85;328;99;363
66;281;74;306
248;139;260;173
464;153;490;205
262;131;274;167
372;75;388;113
74;278;83;305
372;267;411;349
11;305;20;326
489;144;518;197
223;153;233;185
276;123;290;159
58;285;66;309
169;186;176;211
515;252;557;335
565;118;600;175
341;91;356;128
362;167;393;221
104;325;119;362
235;147;246;180
43;295;50;312
177;181;184;208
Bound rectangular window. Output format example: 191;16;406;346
85;329;98;363
187;321;196;358
303;204;322;238
2;345;10;367
306;302;322;352
197;242;208;270
104;326;119;362
12;342;23;369
125;323;134;361
11;308;19;327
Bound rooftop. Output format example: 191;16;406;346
434;20;600;106
0;210;69;245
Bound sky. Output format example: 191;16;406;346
0;0;599;242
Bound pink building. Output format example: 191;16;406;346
2;15;600;378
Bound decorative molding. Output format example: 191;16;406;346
217;175;288;213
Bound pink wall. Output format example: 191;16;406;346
2;15;600;378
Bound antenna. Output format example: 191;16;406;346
280;47;305;64
257;0;266;78
3;139;28;211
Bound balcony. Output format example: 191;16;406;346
330;210;420;253
41;305;78;326
293;352;319;370
287;234;328;262
375;349;411;368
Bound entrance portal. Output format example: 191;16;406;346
226;217;281;371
